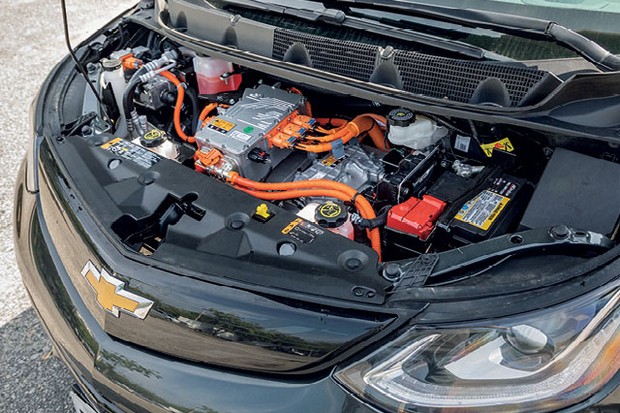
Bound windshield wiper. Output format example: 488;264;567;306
210;0;513;61
326;0;620;72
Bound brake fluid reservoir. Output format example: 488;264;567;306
193;56;241;95
387;108;448;150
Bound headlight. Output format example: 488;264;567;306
335;288;620;412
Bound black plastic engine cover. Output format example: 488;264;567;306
520;147;620;236
50;136;389;305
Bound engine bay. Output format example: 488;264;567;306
81;32;620;268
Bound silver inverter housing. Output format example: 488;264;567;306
194;85;306;180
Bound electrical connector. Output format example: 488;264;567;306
282;123;307;138
292;115;316;129
195;147;223;167
247;148;271;164
270;132;296;149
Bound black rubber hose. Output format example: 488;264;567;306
185;86;200;136
356;205;391;229
546;23;620;72
122;66;148;133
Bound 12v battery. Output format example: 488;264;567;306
449;174;529;244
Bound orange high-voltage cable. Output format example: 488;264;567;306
229;174;382;260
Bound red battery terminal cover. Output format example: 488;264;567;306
387;195;447;241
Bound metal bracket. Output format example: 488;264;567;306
386;226;613;291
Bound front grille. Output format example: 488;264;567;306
273;29;554;106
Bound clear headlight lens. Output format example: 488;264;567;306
335;288;620;413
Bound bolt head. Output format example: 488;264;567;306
550;225;570;239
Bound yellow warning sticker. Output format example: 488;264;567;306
455;190;510;231
281;218;324;243
208;118;236;134
101;137;122;149
321;155;337;166
282;218;302;235
480;137;514;157
321;154;347;167
100;137;162;168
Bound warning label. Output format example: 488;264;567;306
282;218;324;244
207;118;236;134
321;154;348;167
455;190;510;230
480;137;514;157
101;138;161;168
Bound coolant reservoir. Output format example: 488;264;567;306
133;128;179;160
387;108;448;150
297;202;355;240
193;56;242;95
100;58;128;137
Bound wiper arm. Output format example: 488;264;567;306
339;14;512;61
328;0;620;72
211;0;514;61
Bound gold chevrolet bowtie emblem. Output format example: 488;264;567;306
81;261;153;319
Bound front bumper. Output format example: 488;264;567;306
15;154;620;413
14;160;378;413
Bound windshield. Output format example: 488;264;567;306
425;0;620;31
348;0;620;60
208;0;620;61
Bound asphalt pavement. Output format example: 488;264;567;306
0;1;130;411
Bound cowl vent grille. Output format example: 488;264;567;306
273;29;556;106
